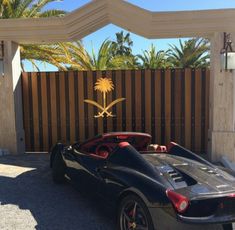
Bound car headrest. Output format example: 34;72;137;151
147;144;167;152
167;142;178;152
118;142;130;148
147;144;159;151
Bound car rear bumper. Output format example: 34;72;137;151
149;207;224;230
178;213;235;225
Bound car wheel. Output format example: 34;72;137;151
118;194;154;230
52;152;66;184
50;143;64;168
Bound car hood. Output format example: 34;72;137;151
142;154;235;198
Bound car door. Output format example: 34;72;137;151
96;163;126;202
63;147;85;183
64;147;107;196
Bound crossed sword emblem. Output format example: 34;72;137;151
84;98;126;118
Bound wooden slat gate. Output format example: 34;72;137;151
22;69;210;153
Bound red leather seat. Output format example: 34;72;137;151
95;145;110;159
96;149;109;158
157;145;167;152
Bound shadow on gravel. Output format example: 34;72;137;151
0;154;115;230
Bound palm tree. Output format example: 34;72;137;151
137;44;171;69
0;0;67;71
110;31;140;69
167;38;210;68
112;31;133;56
65;40;135;71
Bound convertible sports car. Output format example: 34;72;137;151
50;132;235;230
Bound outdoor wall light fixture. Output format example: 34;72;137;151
0;41;4;77
220;32;235;71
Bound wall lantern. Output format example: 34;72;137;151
0;41;4;77
220;32;235;71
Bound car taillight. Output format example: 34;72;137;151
228;193;235;198
166;189;189;213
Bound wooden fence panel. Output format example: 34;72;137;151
184;69;192;150
154;70;162;144
22;69;210;154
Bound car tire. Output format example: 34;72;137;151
118;194;154;230
50;143;64;168
52;151;66;184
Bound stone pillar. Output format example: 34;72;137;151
208;32;235;161
0;41;25;154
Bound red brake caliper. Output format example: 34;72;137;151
128;204;137;229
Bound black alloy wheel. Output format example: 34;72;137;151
118;195;154;230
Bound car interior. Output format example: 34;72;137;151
75;133;176;159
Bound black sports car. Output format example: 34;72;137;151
50;132;235;230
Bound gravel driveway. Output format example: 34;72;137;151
0;154;232;230
0;154;114;230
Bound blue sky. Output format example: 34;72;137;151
24;0;235;71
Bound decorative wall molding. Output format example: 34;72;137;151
0;0;234;43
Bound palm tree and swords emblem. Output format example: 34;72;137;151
84;77;126;118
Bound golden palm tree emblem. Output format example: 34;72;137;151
84;77;125;118
95;78;114;108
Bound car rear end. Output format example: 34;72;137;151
175;192;235;224
148;189;235;230
142;153;235;229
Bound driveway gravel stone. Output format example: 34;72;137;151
0;154;233;230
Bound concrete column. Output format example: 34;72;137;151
0;41;25;154
208;32;235;161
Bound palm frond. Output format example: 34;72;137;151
15;0;34;18
167;38;209;68
137;44;170;69
28;0;63;17
38;9;66;17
